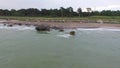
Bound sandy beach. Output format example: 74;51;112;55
0;19;120;29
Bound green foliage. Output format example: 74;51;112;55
0;7;120;17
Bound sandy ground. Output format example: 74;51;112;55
0;19;120;29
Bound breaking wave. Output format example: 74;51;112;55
0;24;35;30
57;34;71;38
77;28;120;32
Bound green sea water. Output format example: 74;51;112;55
0;27;120;68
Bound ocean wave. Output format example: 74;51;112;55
77;28;120;32
57;34;71;38
0;24;35;30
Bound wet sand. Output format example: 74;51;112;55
0;19;120;29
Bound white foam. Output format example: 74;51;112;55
77;28;120;32
57;34;71;38
0;24;35;30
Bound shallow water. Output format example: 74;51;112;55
0;26;120;68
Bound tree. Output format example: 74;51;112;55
0;7;120;17
68;7;73;17
60;7;64;17
11;9;17;16
77;8;82;17
41;9;50;16
17;9;26;16
92;11;100;16
86;8;92;16
86;8;92;12
25;8;40;16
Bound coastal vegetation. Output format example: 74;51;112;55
0;16;120;24
0;7;120;24
0;7;120;17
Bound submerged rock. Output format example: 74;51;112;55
35;24;50;31
59;29;64;32
18;23;22;26
69;31;75;36
3;24;6;26
7;24;13;27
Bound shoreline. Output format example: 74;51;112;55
0;19;120;29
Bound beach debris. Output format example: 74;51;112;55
51;26;62;30
35;24;50;31
62;20;65;23
25;23;31;26
51;26;60;30
69;31;75;36
97;19;103;24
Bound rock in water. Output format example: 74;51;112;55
3;24;6;26
69;31;75;36
18;23;22;26
7;24;13;27
59;29;64;32
35;25;50;31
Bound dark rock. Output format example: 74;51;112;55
18;23;22;26
7;24;13;27
35;24;50;31
33;24;38;26
3;24;6;26
59;29;64;32
25;23;31;26
69;31;75;36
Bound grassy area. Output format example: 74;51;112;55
0;16;87;20
0;16;120;24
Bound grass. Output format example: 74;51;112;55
0;16;120;24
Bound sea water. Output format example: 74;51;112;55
0;25;120;68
